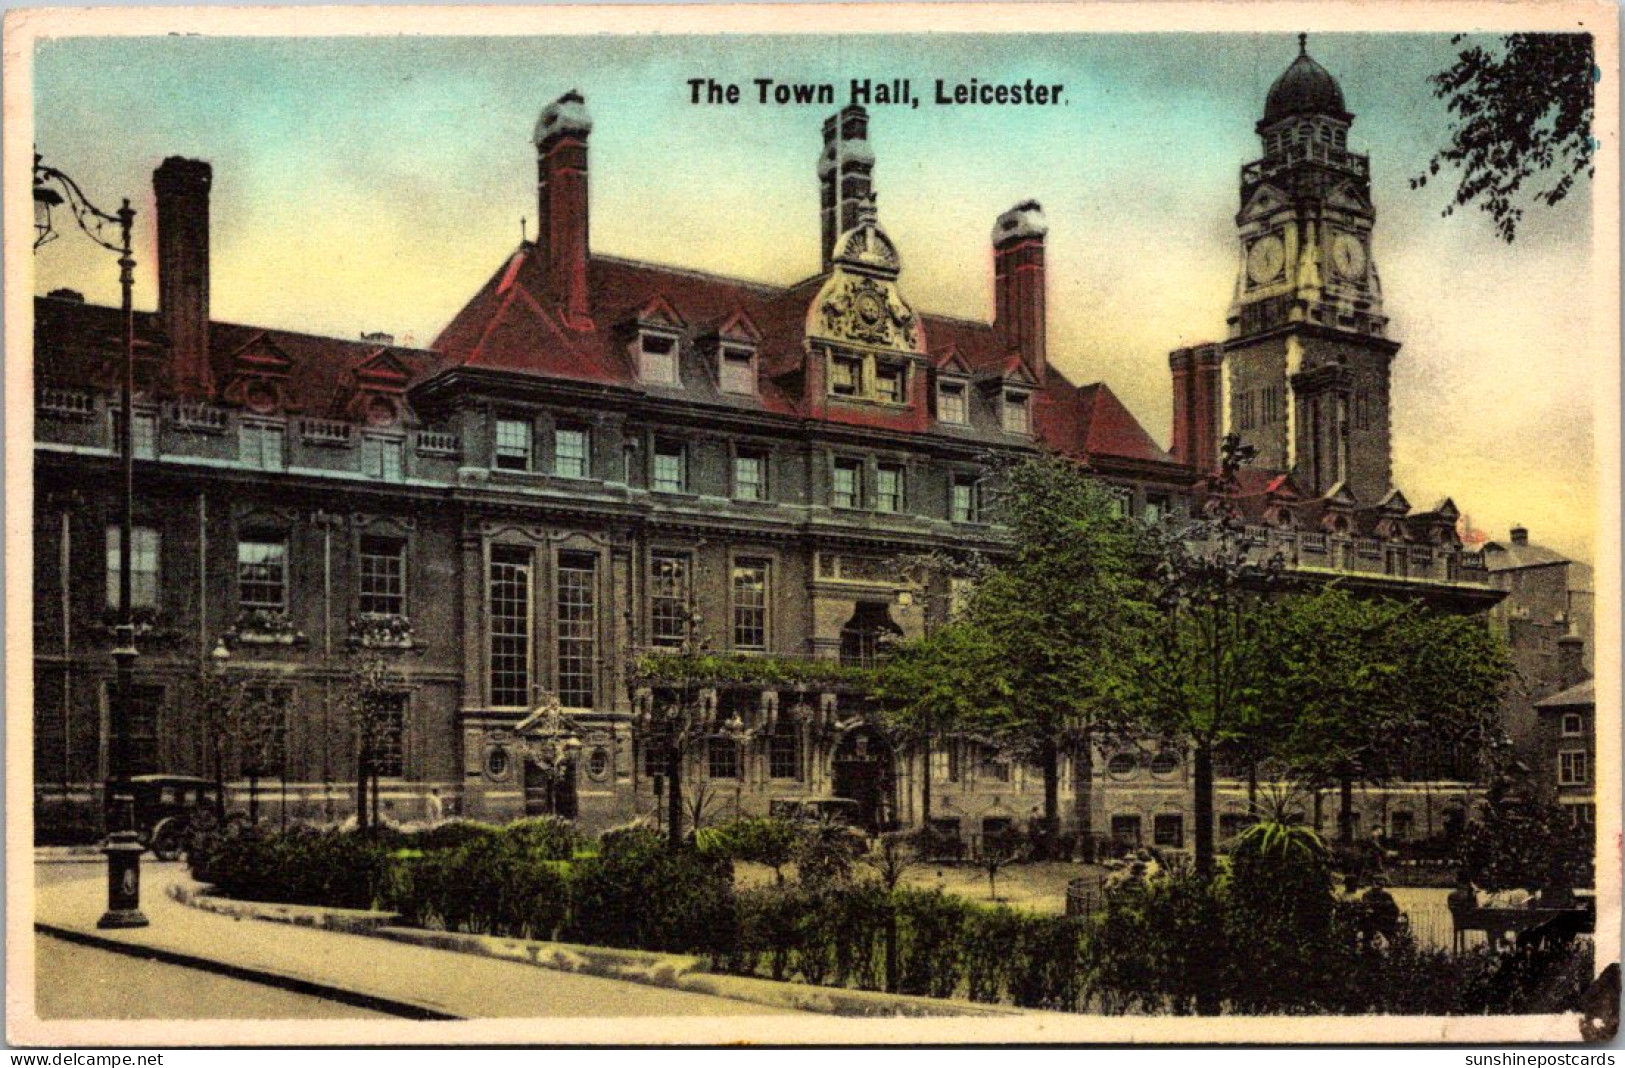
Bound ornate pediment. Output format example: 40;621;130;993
809;273;922;353
1240;182;1292;222
1325;181;1371;215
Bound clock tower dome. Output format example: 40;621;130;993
1222;36;1398;503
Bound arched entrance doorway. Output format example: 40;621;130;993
832;725;894;833
523;757;578;819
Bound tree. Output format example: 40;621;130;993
1456;754;1592;893
334;649;411;833
1124;436;1282;878
1266;589;1511;846
954;453;1155;842
870;618;1003;827
1413;33;1596;241
193;664;248;822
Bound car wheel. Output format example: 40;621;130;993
151;825;183;862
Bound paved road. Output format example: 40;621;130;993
35;933;391;1020
35;859;799;1019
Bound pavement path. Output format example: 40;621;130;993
34;860;797;1019
35;933;392;1020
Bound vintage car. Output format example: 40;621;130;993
107;775;227;860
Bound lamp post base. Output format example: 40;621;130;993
97;834;149;929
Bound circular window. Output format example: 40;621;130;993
1150;751;1180;778
244;380;279;414
485;746;511;781
586;746;611;782
366;395;398;427
1106;752;1138;780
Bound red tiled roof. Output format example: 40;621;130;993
39;239;1184;472
34;295;439;421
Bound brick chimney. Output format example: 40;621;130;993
1510;524;1529;546
993;201;1048;381
534;90;593;326
1556;634;1588;690
153;157;213;397
818;106;874;272
1170;343;1224;472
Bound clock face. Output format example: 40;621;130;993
1246;235;1286;286
1330;233;1367;281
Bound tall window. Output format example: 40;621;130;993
1144;494;1169;525
241;683;292;776
769;722;800;780
488;545;532;707
1559;751;1588;786
649;552;691;648
733;450;767;501
106;525;161;610
365;691;406;778
362;436;404;482
732;560;769;650
1002;391;1031;435
720;347;755;394
237;536;287;612
556;552;598;708
239;422;285;470
653;440;687;493
876;464;904;514
113;410;159;459
708;736;740;780
830;355;862;397
937;381;968;425
876;365;905;404
950;476;979;523
832;458;863;510
554;427;588;479
494;419;532;471
639;333;678;385
117;684;164;776
358;536;406;617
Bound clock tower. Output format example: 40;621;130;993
1223;36;1398;503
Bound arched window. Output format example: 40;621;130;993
839;602;902;667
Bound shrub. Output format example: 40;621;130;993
894;888;969;998
405;819;500;853
697;817;803;883
1085;869;1228;1014
188;825;392;910
502;815;586;861
566;827;737;957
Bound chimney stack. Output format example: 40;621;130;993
1510;524;1529;546
993;200;1048;380
818;106;874;272
534;90;593;325
153;157;213;397
1556;634;1587;690
1170;343;1224;473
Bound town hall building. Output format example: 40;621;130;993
34;41;1500;851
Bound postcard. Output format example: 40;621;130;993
5;1;1618;1047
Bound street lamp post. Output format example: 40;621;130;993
35;152;148;928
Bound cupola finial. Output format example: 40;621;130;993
1299;32;1308;56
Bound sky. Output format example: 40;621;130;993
32;32;1600;563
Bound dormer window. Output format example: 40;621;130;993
875;365;905;404
937;380;968;425
1001;390;1032;435
719;346;756;395
639;332;679;385
830;355;862;397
